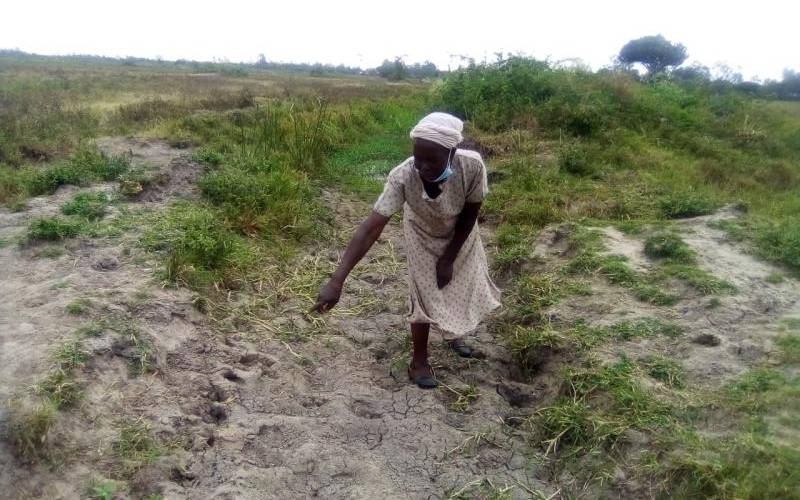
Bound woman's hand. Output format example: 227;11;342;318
436;256;454;289
311;279;343;313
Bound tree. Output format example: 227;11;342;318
377;57;407;81
618;35;688;74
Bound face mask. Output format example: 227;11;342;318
431;149;454;183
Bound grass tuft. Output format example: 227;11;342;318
60;191;109;220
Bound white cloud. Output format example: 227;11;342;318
2;0;797;79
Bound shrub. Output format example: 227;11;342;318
644;233;695;262
756;220;800;273
5;399;57;463
60;192;109;220
659;193;715;218
27;217;82;242
198;163;319;238
559;143;596;177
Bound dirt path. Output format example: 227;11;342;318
0;138;209;498
0;139;544;499
2;139;798;499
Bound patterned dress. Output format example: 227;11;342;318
373;149;502;338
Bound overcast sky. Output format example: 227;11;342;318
2;0;797;80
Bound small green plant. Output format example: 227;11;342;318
775;334;800;363
659;193;715;219
75;321;106;338
192;146;223;166
640;355;685;388
559;143;595;177
658;264;736;295
116;325;156;376
52;341;90;370
26;217;82;242
607;317;683;340
60;191;109;220
34;369;81;408
66;297;92;315
765;272;784;284
85;479;121;500
4;399;57;463
112;419;160;477
644;233;695;263
443;384;480;413
33;341;89;408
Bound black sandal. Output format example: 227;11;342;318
446;338;474;358
408;365;438;389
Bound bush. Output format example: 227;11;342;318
198;163;319;238
142;204;244;288
60;192;109;220
559;143;596;177
757;220;800;272
644;233;695;262
27;217;82;242
659;193;715;218
24;146;129;197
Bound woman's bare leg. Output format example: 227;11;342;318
409;323;435;383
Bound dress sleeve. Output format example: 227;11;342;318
373;170;405;217
465;156;489;203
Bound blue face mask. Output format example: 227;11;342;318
431;149;454;183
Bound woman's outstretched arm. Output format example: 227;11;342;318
312;211;390;313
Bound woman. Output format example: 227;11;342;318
312;112;501;388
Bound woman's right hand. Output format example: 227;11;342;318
311;279;343;314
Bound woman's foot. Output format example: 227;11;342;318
446;338;473;358
408;360;438;389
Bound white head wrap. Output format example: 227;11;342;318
409;112;463;149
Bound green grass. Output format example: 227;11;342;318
4;399;57;463
33;340;90;408
1;145;131;206
141;202;254;290
65;297;92;315
644;232;695;262
640;355;685;388
85;479;123;500
529;359;674;460
659;193;716;219
75;321;106;338
437;58;800;278
26;217;83;242
60;191;109;220
114;325;157;376
112;419;160;478
656;263;736;295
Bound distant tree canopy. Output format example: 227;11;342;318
619;35;688;74
375;58;439;81
777;69;800;100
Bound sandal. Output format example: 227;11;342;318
407;365;438;389
446;338;474;358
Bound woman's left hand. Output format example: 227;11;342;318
436;257;454;289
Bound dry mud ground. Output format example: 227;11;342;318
1;138;798;499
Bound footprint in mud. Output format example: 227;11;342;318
207;384;228;403
348;397;384;419
221;368;244;383
693;333;721;346
207;403;228;424
496;381;538;408
239;353;260;366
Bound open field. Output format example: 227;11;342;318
1;54;799;499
